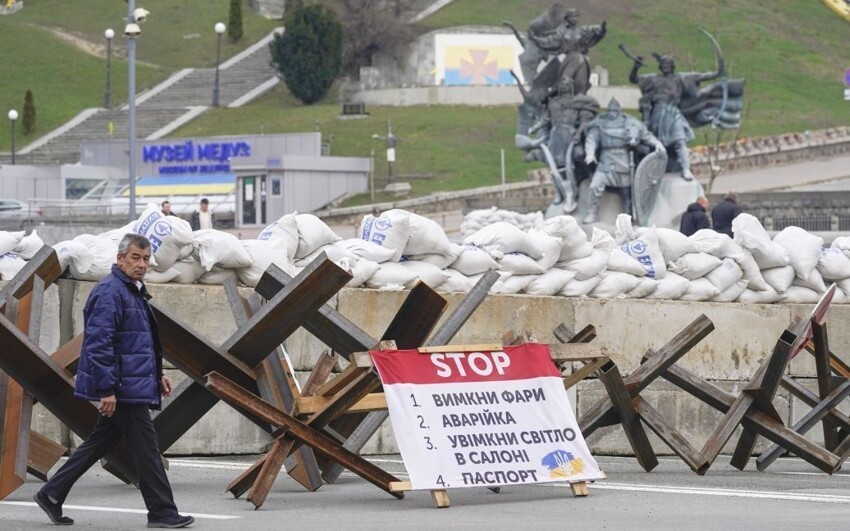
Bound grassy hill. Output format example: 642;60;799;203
0;0;280;150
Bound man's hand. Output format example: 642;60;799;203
585;153;597;165
99;395;117;417
655;142;666;153
161;375;173;398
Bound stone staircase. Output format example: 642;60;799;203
0;29;282;166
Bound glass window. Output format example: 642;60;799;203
271;177;282;197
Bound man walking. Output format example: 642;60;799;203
680;196;711;236
711;191;742;238
190;198;214;231
33;234;194;528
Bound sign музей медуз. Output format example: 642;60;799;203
142;140;251;175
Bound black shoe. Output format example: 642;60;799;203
33;491;74;525
147;514;195;528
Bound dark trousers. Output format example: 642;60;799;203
41;403;178;520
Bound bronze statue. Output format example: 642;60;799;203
582;98;665;224
622;28;746;181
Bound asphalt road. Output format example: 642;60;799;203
1;454;848;530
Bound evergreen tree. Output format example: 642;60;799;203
22;89;36;136
270;3;342;105
227;0;243;42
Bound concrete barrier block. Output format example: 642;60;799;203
576;379;791;457
31;402;66;447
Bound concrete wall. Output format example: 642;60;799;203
10;279;846;457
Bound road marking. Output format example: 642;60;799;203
549;482;850;504
0;502;240;520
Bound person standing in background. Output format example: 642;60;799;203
680;196;711;236
160;201;172;216
711;191;742;238
190;198;214;231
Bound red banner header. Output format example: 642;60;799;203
371;343;559;385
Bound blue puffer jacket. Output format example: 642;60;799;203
74;264;163;408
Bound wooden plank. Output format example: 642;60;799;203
562;358;608;391
254;265;376;359
580;315;714;435
417;344;503;354
223;257;352;366
307;371;381;429
431;489;451;508
204;372;404;498
597;361;658;472
756;380;850;471
547;343;609;363
0;314;139;484
26;431;66;482
554;323;597;344
812;321;840;451
389;481;412;492
634;397;709;475
569;482;589;497
297;393;387;415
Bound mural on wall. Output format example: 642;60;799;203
434;34;524;86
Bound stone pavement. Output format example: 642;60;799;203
0;455;847;530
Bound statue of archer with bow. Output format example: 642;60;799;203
620;27;746;182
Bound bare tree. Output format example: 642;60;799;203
335;0;419;77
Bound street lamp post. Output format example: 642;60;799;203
212;22;226;107
124;1;149;220
103;28;115;108
8;109;18;165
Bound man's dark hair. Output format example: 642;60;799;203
161;200;170;208
200;198;209;206
118;234;151;255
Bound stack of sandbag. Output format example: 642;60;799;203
460;207;544;239
0;230;25;280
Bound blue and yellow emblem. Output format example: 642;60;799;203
541;449;586;478
443;46;516;86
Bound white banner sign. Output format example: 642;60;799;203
371;344;604;490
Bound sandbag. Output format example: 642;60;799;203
680;278;720;301
625;277;658;299
536;215;590;261
562;248;609;280
528;230;562;270
144;267;180;284
337;237;397;264
559;274;604;297
0;252;26;280
704;258;744;293
607;248;647;277
258;213;299;261
689;229;734;258
193;229;253;271
294;242;358;268
762;265;795;294
619;228;667;279
524;269;576;296
817;247;850;281
339;257;380;288
71;234;118;281
0;231;23;256
734;251;770;292
732;213;789;269
498;253;546;275
399;260;451;289
449;245;501;276
773;227;823;280
463;222;543;259
134;204;194;272
54;240;94;275
13;229;44;260
590;271;641;298
238;239;295;288
646;271;690;300
792;269;827;294
171;256;205;284
99;221;138;245
407;245;462;270
783;286;822;304
737;286;783;304
667;252;722;280
713;279;749;302
365;262;419;289
359;210;410;262
404;211;454;257
495;274;537;295
439;269;476;293
295;214;341;259
637;227;697;262
830;236;850;254
197;266;238;285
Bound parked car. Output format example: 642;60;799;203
0;199;43;229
